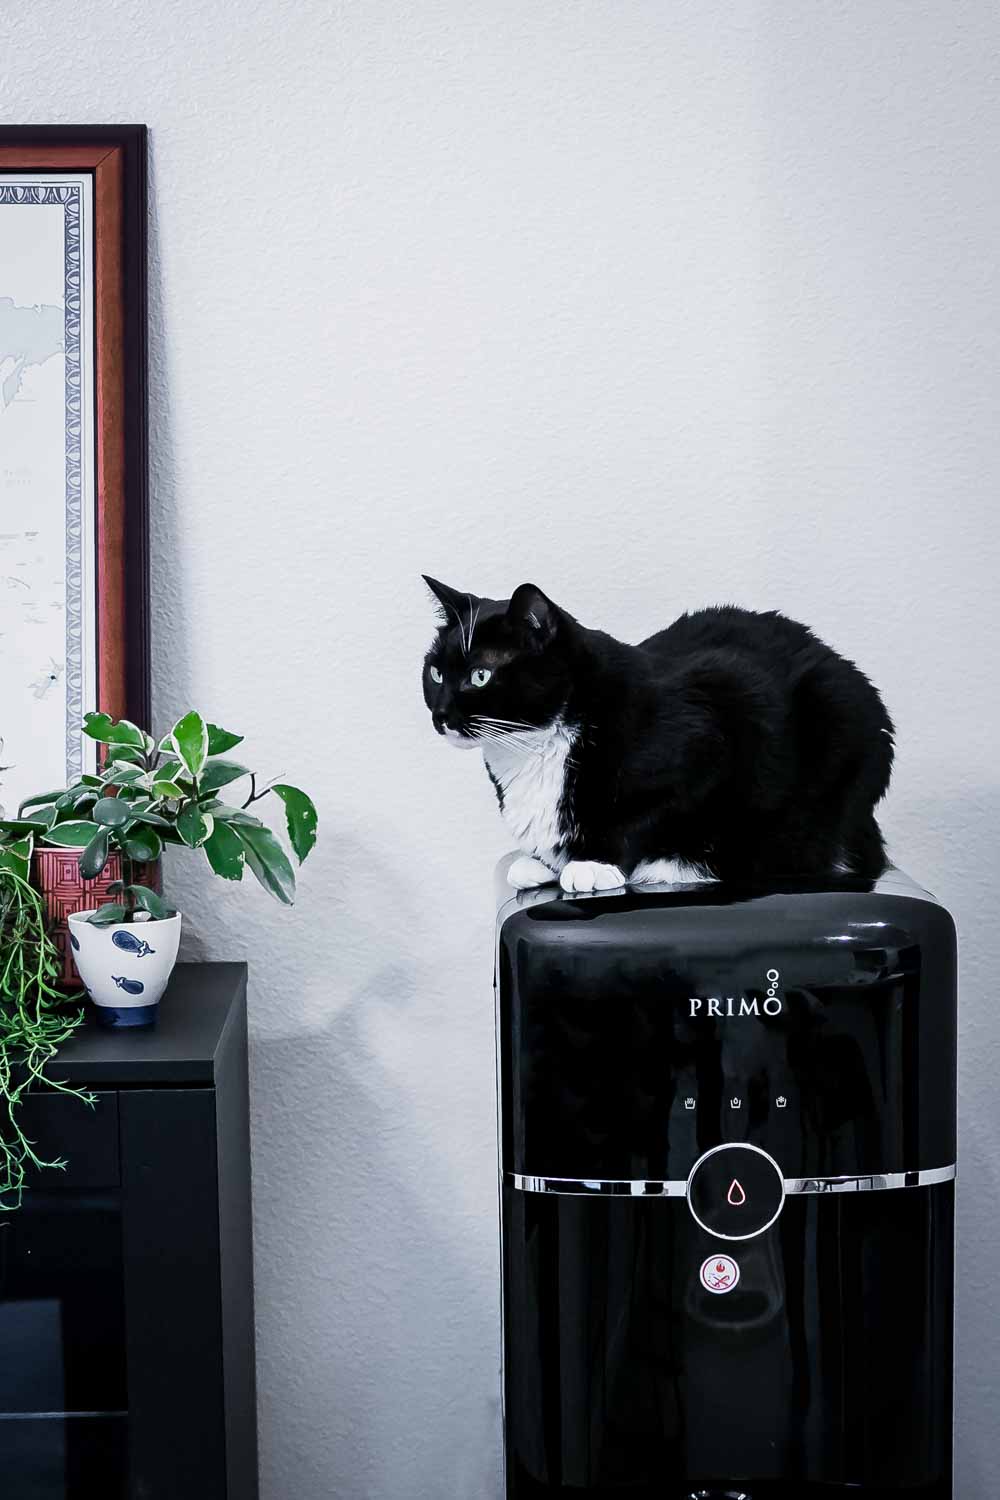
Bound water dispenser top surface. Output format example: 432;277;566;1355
495;863;956;1184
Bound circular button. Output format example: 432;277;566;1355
687;1143;785;1241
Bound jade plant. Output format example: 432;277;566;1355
0;844;95;1210
1;710;318;923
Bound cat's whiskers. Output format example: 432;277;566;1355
469;721;542;745
467;729;547;763
470;715;539;735
467;728;546;761
443;600;470;654
468;719;578;787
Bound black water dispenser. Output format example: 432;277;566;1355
495;863;956;1498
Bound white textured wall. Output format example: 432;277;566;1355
5;2;999;1493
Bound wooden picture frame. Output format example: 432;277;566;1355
0;124;148;814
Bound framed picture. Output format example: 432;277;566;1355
0;124;148;818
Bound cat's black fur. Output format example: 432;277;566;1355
422;576;894;882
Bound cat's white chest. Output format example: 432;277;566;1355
483;721;575;868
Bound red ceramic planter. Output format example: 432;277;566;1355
33;847;160;989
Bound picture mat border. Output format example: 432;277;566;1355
0;172;97;787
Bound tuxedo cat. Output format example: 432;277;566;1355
422;576;894;893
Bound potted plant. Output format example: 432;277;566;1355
1;710;317;1028
0;839;96;1209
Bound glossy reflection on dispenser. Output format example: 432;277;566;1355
497;868;956;1499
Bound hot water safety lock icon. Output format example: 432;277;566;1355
699;1253;741;1295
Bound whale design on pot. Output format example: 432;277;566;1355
111;929;156;958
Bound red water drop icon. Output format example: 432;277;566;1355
727;1179;746;1206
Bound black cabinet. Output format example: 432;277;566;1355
0;963;258;1499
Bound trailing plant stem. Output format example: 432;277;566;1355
0;868;95;1211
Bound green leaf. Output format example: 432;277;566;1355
211;806;263;827
270;784;318;864
82;712;146;748
86;903;127;926
151;779;187;799
101;762;147;786
107;745;146;765
233;822;296;905
128;884;172;919
41;821;99;848
80;774;104;788
104;717;146;748
207;723;244;755
154;759;184;781
200;759;249;794
176;803;213;848
171;710;209;780
123;826;163;862
0;837;32;880
203;819;246;881
79;826;111;879
17;789;65;814
129;809;171;829
0;818;47;839
92;796;131;828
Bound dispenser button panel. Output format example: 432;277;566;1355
687;1143;785;1241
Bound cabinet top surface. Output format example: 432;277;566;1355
55;961;247;1085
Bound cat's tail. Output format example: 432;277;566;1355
844;812;889;879
789;642;895;807
788;645;895;877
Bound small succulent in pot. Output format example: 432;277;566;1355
3;710;317;1028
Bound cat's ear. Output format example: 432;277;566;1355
506;583;559;647
422;575;477;621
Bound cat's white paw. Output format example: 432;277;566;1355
507;856;558;890
630;858;715;886
559;860;626;894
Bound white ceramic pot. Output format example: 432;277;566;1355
67;909;183;1028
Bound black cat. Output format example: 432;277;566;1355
422;576;894;892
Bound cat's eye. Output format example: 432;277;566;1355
470;668;492;688
429;665;443;684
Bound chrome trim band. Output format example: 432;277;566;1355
507;1164;956;1197
511;1174;689;1198
785;1164;956;1194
